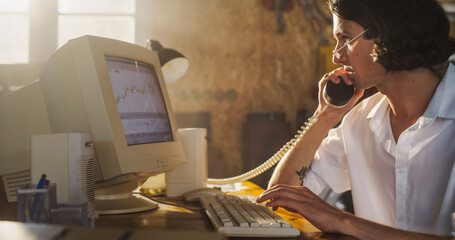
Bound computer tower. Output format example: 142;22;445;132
31;133;95;221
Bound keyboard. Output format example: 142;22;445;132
200;194;300;238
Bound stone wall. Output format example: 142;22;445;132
141;0;334;179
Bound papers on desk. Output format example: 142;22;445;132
207;182;247;193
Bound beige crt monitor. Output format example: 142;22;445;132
39;35;187;214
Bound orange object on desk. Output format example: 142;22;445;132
228;181;322;235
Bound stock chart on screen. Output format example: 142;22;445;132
105;56;173;145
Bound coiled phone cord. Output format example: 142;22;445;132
207;104;330;185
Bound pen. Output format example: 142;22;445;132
30;174;46;220
34;179;50;222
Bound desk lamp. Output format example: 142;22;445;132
146;39;189;83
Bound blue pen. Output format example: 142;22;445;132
34;180;50;221
30;174;46;220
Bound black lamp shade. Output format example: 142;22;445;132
158;48;184;66
147;39;189;83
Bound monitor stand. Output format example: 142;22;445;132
95;174;158;215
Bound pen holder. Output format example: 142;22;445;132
50;202;93;227
17;183;57;223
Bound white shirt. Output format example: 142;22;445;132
304;64;455;235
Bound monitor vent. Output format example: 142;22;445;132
2;170;31;202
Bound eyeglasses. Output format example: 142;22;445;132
332;28;369;59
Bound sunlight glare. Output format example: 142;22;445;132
0;0;29;13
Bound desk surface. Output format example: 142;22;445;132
96;181;329;240
1;181;356;240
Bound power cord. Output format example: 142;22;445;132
132;192;204;210
207;104;329;185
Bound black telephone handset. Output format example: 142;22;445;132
323;77;355;108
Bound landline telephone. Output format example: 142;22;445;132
207;78;354;185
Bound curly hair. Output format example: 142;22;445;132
328;0;455;73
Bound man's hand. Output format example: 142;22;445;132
256;184;452;240
256;184;350;234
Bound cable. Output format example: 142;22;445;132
131;105;330;207
207;105;329;185
132;192;204;210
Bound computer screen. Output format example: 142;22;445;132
0;35;187;214
105;56;173;145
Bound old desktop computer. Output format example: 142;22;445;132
0;35;187;214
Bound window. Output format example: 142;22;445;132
0;0;135;64
58;0;135;47
0;0;29;64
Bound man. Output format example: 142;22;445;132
257;0;455;239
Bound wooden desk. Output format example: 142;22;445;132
97;181;353;240
95;197;210;231
1;181;357;240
